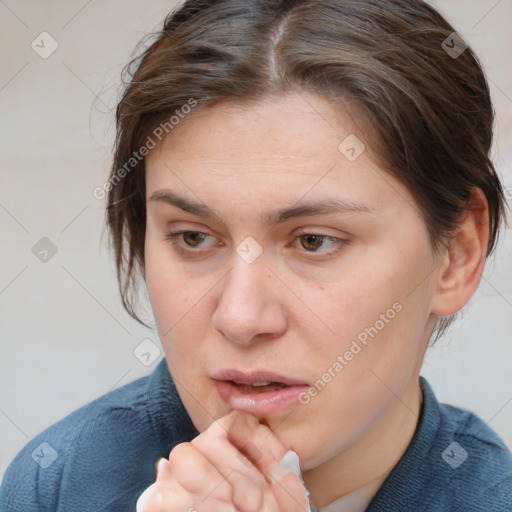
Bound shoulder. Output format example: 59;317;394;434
367;378;512;512
421;379;512;511
435;399;512;509
0;370;158;512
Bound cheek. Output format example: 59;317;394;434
144;238;202;376
145;236;192;325
309;259;401;350
302;243;431;401
294;370;406;469
145;240;220;431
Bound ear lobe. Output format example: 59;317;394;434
431;188;490;316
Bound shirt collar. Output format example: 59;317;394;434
308;377;438;512
147;358;200;452
364;376;441;510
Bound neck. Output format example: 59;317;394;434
302;377;423;509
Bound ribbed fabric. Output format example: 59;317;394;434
1;359;510;511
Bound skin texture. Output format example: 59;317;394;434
136;410;311;511
141;92;489;509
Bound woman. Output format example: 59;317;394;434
1;0;510;510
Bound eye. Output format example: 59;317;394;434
295;228;346;255
164;229;347;257
165;230;214;249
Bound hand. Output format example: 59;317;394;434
136;410;310;512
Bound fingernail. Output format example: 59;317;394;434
154;457;165;477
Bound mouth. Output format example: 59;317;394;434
211;369;309;415
227;380;290;393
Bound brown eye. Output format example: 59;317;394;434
299;234;325;252
294;229;346;256
182;231;208;247
165;230;212;250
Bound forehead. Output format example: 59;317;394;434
144;92;416;220
147;92;360;167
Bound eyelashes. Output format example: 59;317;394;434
166;230;210;248
165;229;347;257
294;228;344;254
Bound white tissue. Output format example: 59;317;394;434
271;449;301;480
270;449;312;507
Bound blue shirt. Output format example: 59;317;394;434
1;359;511;511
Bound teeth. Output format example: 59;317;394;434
232;380;274;386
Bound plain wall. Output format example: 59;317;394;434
1;0;511;482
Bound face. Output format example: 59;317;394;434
144;92;441;470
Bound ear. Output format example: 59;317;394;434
431;188;490;316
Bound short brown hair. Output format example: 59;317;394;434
106;0;507;333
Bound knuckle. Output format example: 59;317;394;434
168;442;196;467
191;431;212;453
169;442;226;497
229;473;264;512
232;493;264;512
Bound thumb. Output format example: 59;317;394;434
155;457;173;481
137;459;174;512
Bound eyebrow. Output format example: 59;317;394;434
149;189;375;225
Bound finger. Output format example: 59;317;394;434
228;412;311;511
137;457;194;512
270;467;311;512
226;411;290;483
227;417;311;512
168;442;232;500
191;411;268;487
192;411;309;511
224;456;308;512
136;481;178;512
139;448;239;512
192;411;279;510
137;482;235;512
223;469;268;512
155;457;172;481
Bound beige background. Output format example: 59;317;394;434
1;0;511;481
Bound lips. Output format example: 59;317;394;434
230;382;288;393
211;369;309;415
211;369;308;387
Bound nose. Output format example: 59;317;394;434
211;258;288;346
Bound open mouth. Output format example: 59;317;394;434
228;380;290;393
211;368;309;414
